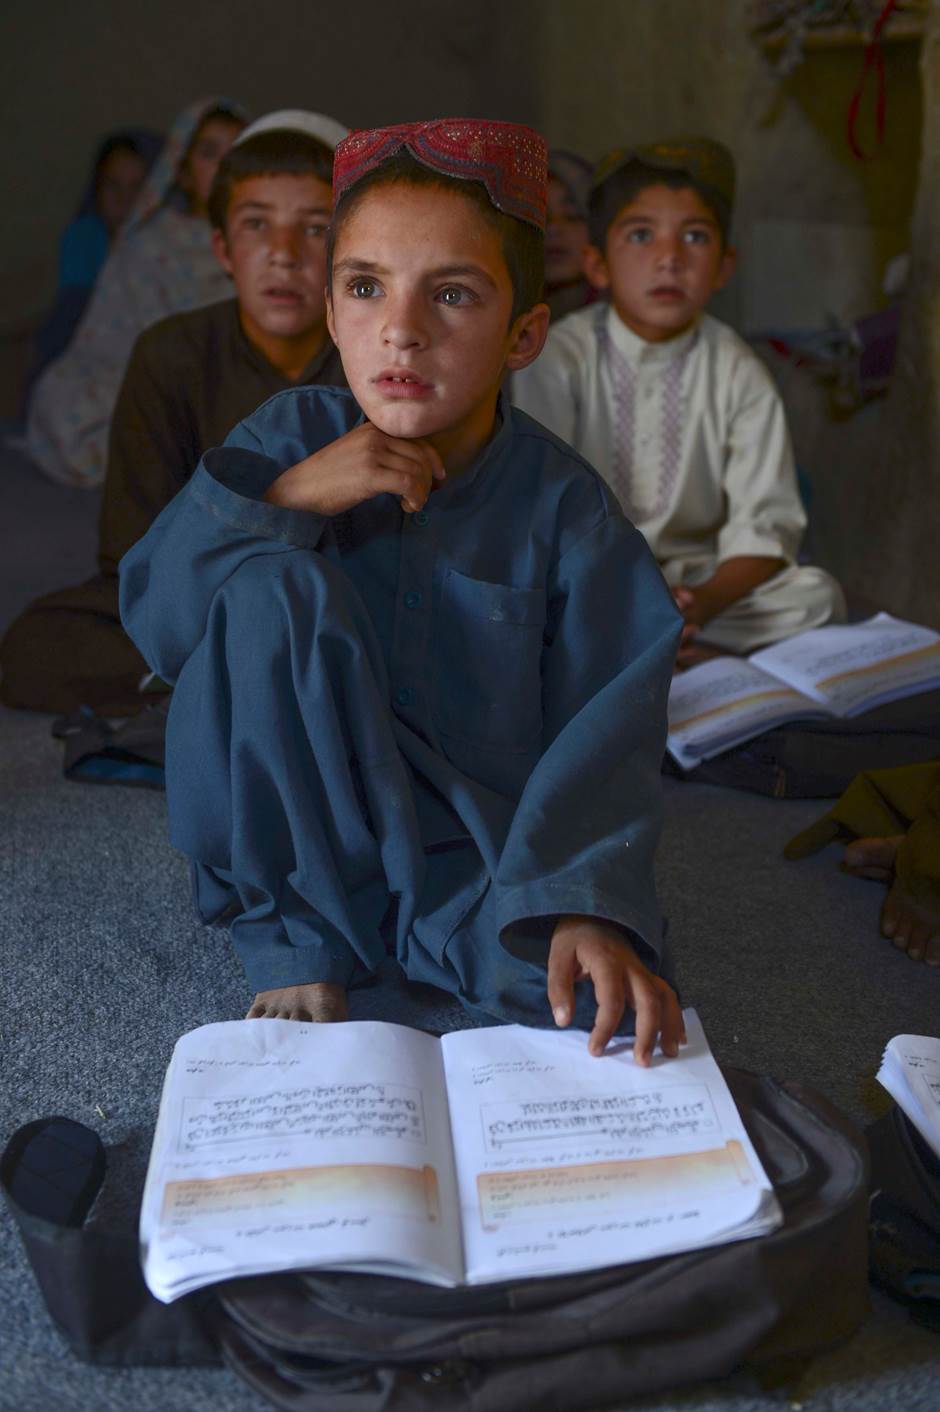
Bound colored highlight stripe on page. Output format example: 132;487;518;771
670;687;804;734
477;1141;755;1231
161;1162;441;1228
815;641;940;690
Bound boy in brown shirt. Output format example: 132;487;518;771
1;111;348;717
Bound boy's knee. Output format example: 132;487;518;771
211;551;385;703
220;551;364;643
790;564;847;626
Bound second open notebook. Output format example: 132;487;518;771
140;1010;781;1302
666;613;940;770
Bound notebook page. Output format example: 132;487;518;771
751;614;940;717
667;656;822;768
140;1019;463;1301
441;1010;780;1285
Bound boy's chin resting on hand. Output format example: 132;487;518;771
547;914;685;1062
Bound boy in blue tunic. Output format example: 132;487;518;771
120;120;684;1062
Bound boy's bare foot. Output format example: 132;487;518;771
880;883;940;965
247;982;348;1021
841;835;903;881
841;835;940;964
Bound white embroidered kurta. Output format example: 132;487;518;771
513;304;844;651
513;304;805;571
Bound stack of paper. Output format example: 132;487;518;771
876;1034;940;1158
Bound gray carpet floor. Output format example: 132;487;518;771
2;442;939;1411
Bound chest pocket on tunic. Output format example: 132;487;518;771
433;568;546;752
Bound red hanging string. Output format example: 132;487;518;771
846;0;899;160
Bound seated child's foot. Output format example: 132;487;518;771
247;982;348;1022
880;883;940;966
841;836;940;963
842;834;903;881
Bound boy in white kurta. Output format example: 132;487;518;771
513;138;845;665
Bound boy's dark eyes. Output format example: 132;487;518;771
437;285;475;307
343;280;475;304
624;227;712;245
238;218;326;238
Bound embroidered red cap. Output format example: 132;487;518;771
334;119;548;231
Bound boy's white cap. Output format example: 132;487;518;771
234;110;349;151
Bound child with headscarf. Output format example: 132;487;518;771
28;128;163;382
26;97;247;489
544;149;596;323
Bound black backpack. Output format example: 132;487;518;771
2;1067;870;1410
867;1102;940;1331
665;689;940;799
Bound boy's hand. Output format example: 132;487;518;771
672;558;786;636
547;914;685;1063
264;422;446;516
673;584;706;627
673;588;702;669
672;559;783;669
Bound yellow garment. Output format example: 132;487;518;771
784;763;940;911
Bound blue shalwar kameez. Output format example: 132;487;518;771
120;388;681;1031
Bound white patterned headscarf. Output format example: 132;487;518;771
124;96;248;235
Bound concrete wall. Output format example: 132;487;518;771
0;0;540;324
4;0;920;329
821;5;940;628
534;0;921;331
534;0;934;624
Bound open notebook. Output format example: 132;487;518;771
667;613;940;771
140;1010;781;1303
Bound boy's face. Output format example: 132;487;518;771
213;173;333;342
327;183;548;468
96;148;147;235
584;183;735;343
